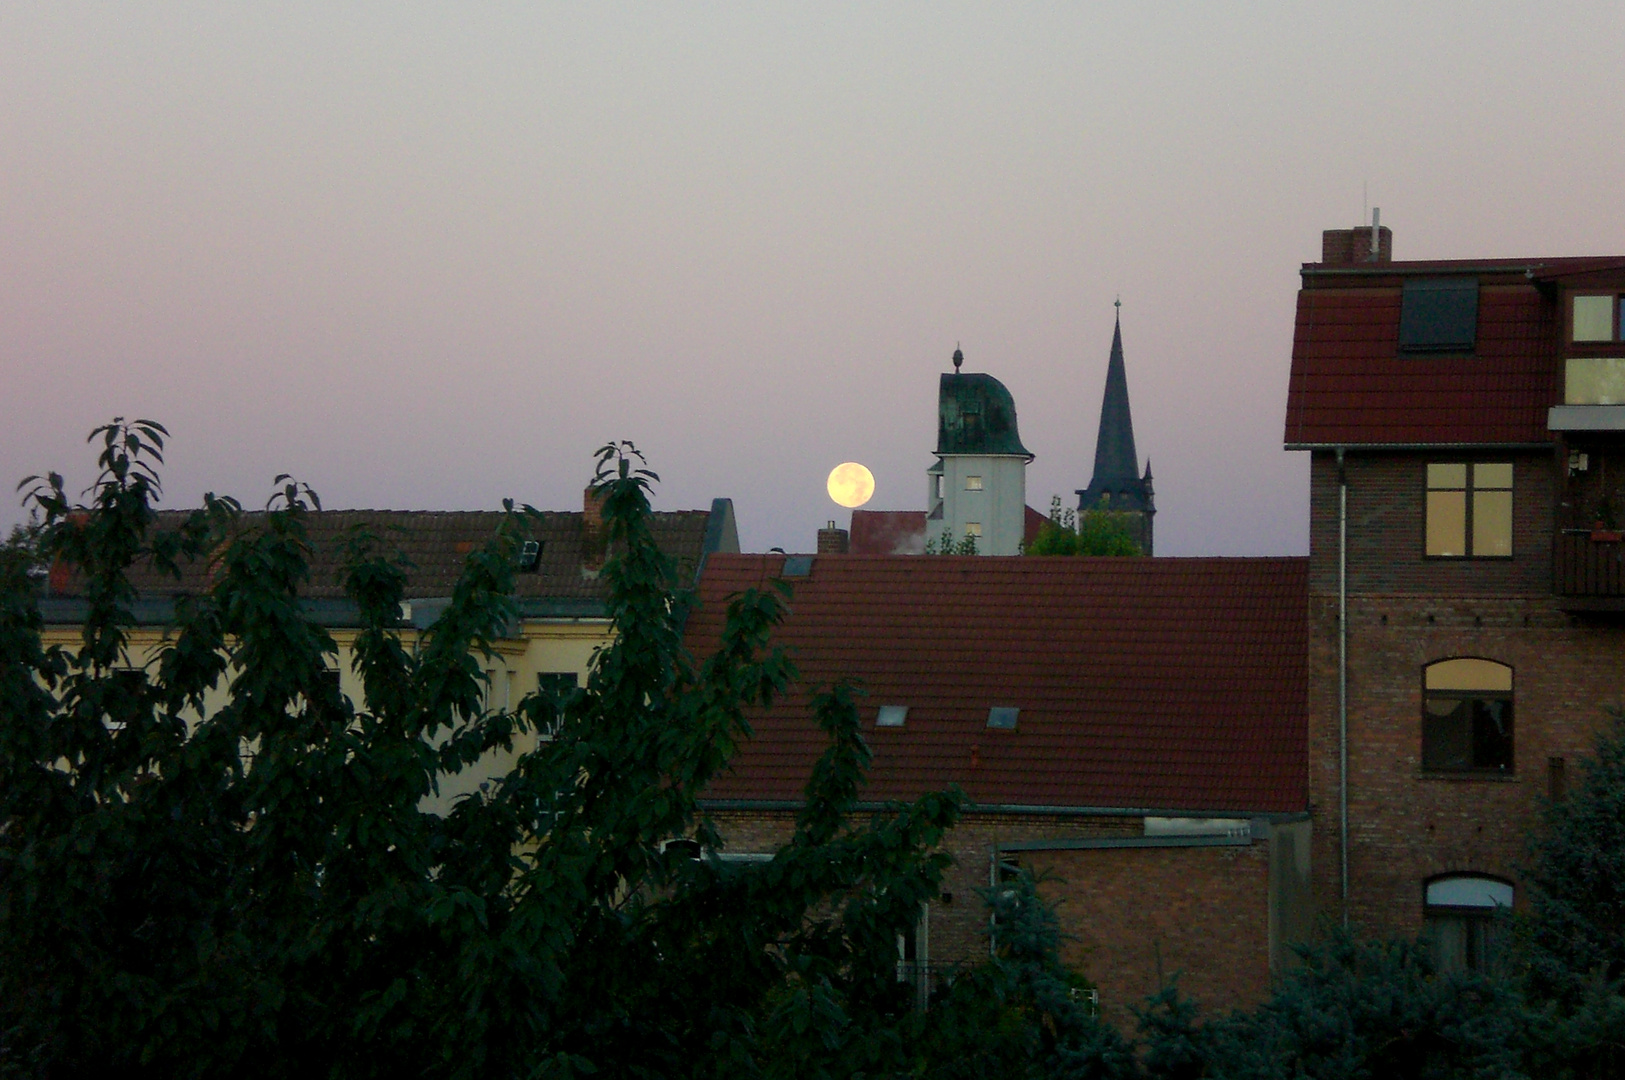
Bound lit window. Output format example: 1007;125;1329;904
1426;463;1511;558
1425;874;1512;973
876;705;908;727
1572;294;1620;342
965;475;984;491
965;522;982;537
1422;658;1513;774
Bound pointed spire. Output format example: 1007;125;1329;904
1089;304;1140;488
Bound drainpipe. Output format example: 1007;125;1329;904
1336;447;1349;926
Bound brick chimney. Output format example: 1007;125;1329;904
817;520;850;554
1322;218;1392;265
582;485;608;575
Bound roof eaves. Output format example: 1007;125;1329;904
1284;441;1554;452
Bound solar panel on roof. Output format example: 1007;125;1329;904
1399;278;1479;353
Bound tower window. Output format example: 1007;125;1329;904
965;522;982;537
965;475;983;491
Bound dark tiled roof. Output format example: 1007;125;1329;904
687;554;1308;814
54;506;725;604
1284;255;1625;448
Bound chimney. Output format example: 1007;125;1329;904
817;520;850;554
1321;216;1392;265
582;485;608;574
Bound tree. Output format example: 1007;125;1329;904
1525;707;1625;998
1025;497;1141;558
0;422;967;1077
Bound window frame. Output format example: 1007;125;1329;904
1423;873;1513;974
1420;658;1514;776
1424;462;1513;560
1398;277;1480;354
1570;292;1624;343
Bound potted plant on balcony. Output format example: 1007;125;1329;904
1589;498;1622;542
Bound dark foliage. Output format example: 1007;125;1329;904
0;423;967;1077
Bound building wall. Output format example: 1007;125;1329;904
40;616;613;813
710;808;1293;1025
928;455;1027;555
1304;449;1625;935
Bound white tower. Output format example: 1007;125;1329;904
925;348;1033;555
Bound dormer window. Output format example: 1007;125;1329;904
1573;294;1624;342
1399;278;1478;354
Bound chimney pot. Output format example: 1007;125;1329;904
817;523;850;554
582;485;608;572
1321;223;1392;265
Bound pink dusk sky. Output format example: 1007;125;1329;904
4;5;1624;555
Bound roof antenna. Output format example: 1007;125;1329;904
952;342;963;372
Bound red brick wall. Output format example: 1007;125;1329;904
1307;451;1556;597
707;809;1276;1024
1305;449;1625;935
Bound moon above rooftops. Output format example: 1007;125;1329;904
826;462;875;508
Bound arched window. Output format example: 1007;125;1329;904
1422;659;1513;774
1425;874;1513;972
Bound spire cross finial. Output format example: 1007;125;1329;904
1115;295;1121;312
952;342;963;372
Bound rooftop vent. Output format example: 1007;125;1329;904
781;555;814;577
986;707;1019;730
876;705;909;727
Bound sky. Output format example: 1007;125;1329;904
4;4;1625;556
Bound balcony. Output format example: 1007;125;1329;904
1554;530;1625;611
1551;357;1625;431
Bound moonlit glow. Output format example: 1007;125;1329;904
827;462;875;508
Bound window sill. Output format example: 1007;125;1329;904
1417;771;1518;783
1422;556;1514;562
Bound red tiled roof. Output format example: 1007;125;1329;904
849;510;925;555
54;508;719;602
1284;280;1560;446
1025;505;1049;547
686;555;1308;814
848;507;1049;555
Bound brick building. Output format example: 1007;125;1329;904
1286;223;1625;968
687;553;1311;1020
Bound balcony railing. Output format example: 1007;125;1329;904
1554;530;1625;597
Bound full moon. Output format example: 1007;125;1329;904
826;462;875;508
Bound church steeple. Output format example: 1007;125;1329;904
1076;302;1155;554
1090;302;1140;489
